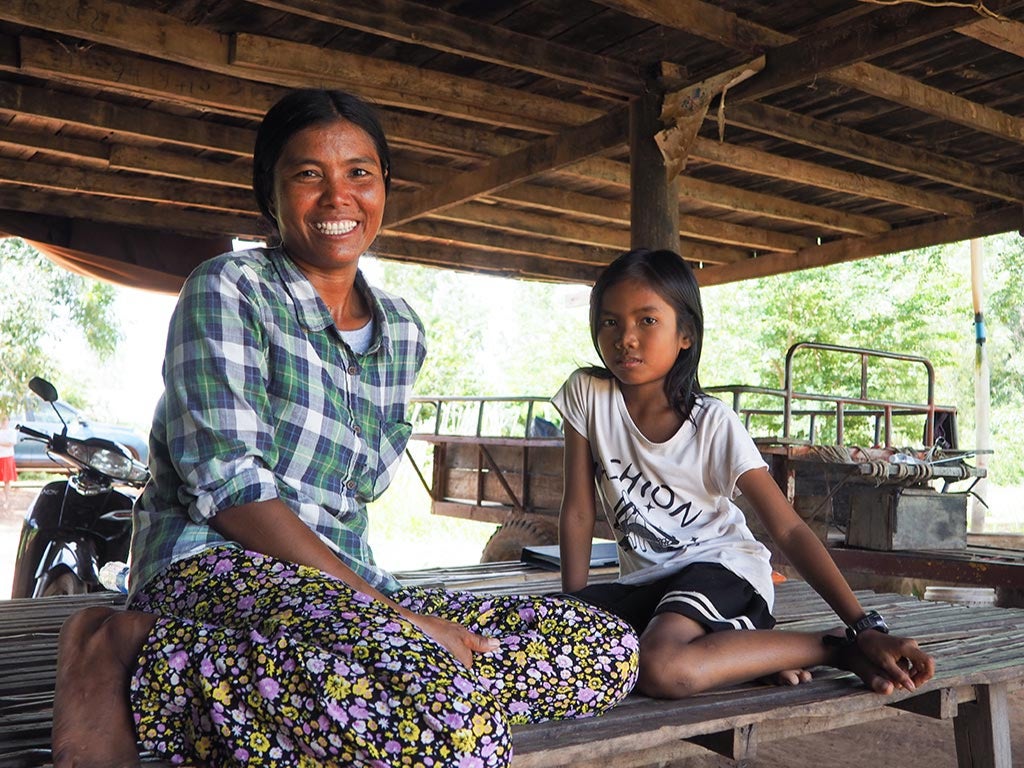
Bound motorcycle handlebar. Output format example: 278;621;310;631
16;424;51;441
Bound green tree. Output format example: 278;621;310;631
0;238;122;415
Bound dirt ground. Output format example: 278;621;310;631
2;484;1022;766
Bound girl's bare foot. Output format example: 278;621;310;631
826;632;895;695
770;668;813;686
52;607;157;768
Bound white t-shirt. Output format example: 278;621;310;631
0;426;16;459
553;369;775;608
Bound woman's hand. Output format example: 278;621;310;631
407;612;500;669
856;630;935;692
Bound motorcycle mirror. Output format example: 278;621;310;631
28;377;58;403
28;376;68;436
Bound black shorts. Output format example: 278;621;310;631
570;562;775;635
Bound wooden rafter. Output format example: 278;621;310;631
241;0;641;96
597;0;1024;145
696;208;1024;286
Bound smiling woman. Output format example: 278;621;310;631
49;89;638;768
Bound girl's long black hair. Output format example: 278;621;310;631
589;248;706;422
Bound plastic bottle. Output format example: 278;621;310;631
98;560;130;594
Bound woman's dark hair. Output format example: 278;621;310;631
589;248;706;421
252;89;391;225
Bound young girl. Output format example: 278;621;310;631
554;248;935;699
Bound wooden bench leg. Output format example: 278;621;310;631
953;683;1012;768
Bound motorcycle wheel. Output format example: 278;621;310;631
37;569;89;598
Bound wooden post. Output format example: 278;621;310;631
970;237;990;533
954;682;1012;767
630;88;679;253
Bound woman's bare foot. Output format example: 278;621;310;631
51;607;157;768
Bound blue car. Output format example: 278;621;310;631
14;399;150;471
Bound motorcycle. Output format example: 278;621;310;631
10;376;149;598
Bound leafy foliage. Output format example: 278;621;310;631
0;238;122;416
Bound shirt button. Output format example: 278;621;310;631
347;364;359;375
353;425;362;435
346;480;356;490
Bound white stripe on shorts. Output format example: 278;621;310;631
657;590;756;630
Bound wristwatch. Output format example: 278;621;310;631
845;610;889;642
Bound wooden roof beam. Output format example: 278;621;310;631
722;102;1024;204
690;137;975;217
958;17;1024;56
1;0;606;134
0;186;262;240
373;235;602;284
389;220;625;267
562;159;891;236
382;107;629;228
695;207;1024;286
729;1;1017;103
241;0;641;97
0;82;254;155
0;156;255;214
431;199;806;255
598;0;1024;145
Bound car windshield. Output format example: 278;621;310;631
21;400;81;426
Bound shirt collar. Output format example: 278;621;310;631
269;247;391;357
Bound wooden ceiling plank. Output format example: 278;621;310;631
593;0;786;51
431;201;631;250
695;207;1024;287
958;17;1024;56
229;33;600;133
241;0;641;96
0;125;109;168
676;214;810;253
3;0;604;135
0;83;254;155
675;176;890;236
435;197;802;255
373;235;602;284
0;156;254;213
691;137;976;217
108;146;251;188
723;102;1024;204
0;186;263;239
487;184;630;226
559;157;890;235
17;36;277;118
731;1;1015;103
390;220;625;266
597;1;1024;146
839;60;1024;145
382;106;630;227
1;0;231;71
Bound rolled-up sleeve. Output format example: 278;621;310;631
163;261;281;522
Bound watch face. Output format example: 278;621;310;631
854;611;889;635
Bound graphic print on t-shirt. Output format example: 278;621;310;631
598;457;703;556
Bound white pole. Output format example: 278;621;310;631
970;238;990;533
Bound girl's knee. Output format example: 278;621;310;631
636;638;704;699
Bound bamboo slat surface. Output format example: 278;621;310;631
1;568;1022;768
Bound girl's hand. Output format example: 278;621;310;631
407;612;500;668
856;630;935;692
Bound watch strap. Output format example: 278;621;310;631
846;610;889;641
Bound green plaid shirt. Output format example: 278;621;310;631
129;247;425;597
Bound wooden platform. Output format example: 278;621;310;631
1;563;1022;767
